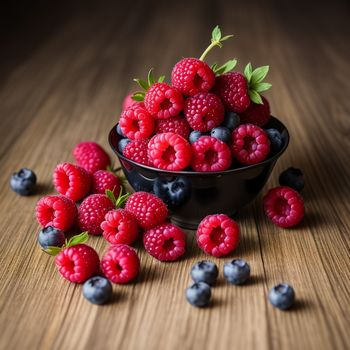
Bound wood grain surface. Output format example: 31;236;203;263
0;1;349;349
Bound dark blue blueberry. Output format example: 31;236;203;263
118;138;131;153
10;168;37;195
186;282;211;307
83;276;113;305
38;226;65;249
116;123;125;137
191;261;218;286
210;126;231;144
222;111;240;130
279;167;304;192
265;128;282;153
268;283;295;310
223;259;251;285
189;130;206;144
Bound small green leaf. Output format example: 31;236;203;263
214;59;237;75
105;189;117;205
251;65;269;84
115;187;130;208
66;232;89;247
133;78;149;91
158;75;165;83
147;68;155;86
211;25;221;42
253;82;272;92
43;246;62;256
248;90;263;104
244;63;253;82
221;34;234;42
132;92;145;102
211;62;218;70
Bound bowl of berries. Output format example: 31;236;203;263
109;26;289;229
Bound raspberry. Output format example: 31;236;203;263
101;209;138;245
77;194;115;235
154;116;190;139
143;222;186;261
191;136;232;172
119;102;154;140
122;93;136;111
53;163;91;202
240;96;270;126
231;124;270;165
214;72;250;113
171;58;215;96
55;244;100;283
144;83;184;119
263;186;305;228
148;132;191;171
73;141;111;173
123;139;151;166
91;170;121;198
184;92;224;132
196;214;240;257
36;195;77;231
101;244;140;284
125;191;168;230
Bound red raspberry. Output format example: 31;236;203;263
123;139;151;166
125;191;168;230
196;214;240;257
191;136;232;172
171;58;215;96
53;162;91;202
73;141;111;174
263;186;305;228
36;195;77;231
55;244;100;283
122;93;136;111
91;170;121;198
148;132;191;171
77;194;115;235
154;116;190;139
119;102;154;140
144;83;184;119
143;222;186;261
101;244;140;284
231;124;270;165
184;92;224;132
240;96;270;127
214;72;250;113
101;209;138;245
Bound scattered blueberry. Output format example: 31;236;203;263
211;126;231;144
223;259;251;285
118;138;131;153
222;111;240;130
189;130;206;144
279;167;304;192
38;226;65;249
268;283;295;310
10;168;37;195
116;123;125;137
265;128;282;153
191;261;219;286
83;276;113;305
186;282;211;307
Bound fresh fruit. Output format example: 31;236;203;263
210;126;231;144
36;195;77;231
186;282;211;307
116;123;125;137
122;93;136;111
125;191;168;230
154;116;190;139
73;141;111;173
189;130;207;144
265;128;282;153
83;276;113;305
122;139;151;166
101;244;140;284
148;132;191;171
279;167;304;192
196;214;240;257
118;138;131;153
191;261;218;285
223;259;250;285
240;96;270;126
184;92;224;132
268;283;295;310
143;222;186;262
191;136;232;172
91;170;121;198
263;186;305;228
10;168;37;195
38;226;65;249
222;111;240;130
53;162;91;202
231;124;270;165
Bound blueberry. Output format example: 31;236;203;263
189;130;206;144
222;111;240;130
223;259;250;285
186;282;211;307
116;123;125;137
191;261;218;285
210;126;231;144
10;168;37;195
83;276;113;305
268;283;295;310
118;138;131;153
38;226;65;249
265;128;282;152
279;167;304;192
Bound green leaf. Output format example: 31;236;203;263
251;65;269;84
158;75;165;83
66;232;89;247
105;189;117;205
214;59;237;75
253;82;272;92
115;187;130;208
147;68;155;86
133;79;148;91
211;25;221;42
211;62;218;71
132;92;145;102
244;63;253;82
248;90;263;104
43;246;62;256
221;34;234;42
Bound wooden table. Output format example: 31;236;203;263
1;1;349;349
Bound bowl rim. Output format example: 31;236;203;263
109;116;290;176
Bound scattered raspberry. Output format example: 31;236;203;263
196;214;240;257
231;124;270;165
119;102;154;140
123;139;151;166
101;244;140;284
36;195;77;231
148;132;191;171
154;116;190;139
240;96;270;126
91;170;121;198
263;186;305;228
53;163;91;202
171;58;215;96
125;191;168;230
184;92;224;132
191;136;232;172
122;93;136;111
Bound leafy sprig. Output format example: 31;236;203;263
44;231;89;256
132;69;165;102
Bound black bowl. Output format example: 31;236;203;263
109;116;289;229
